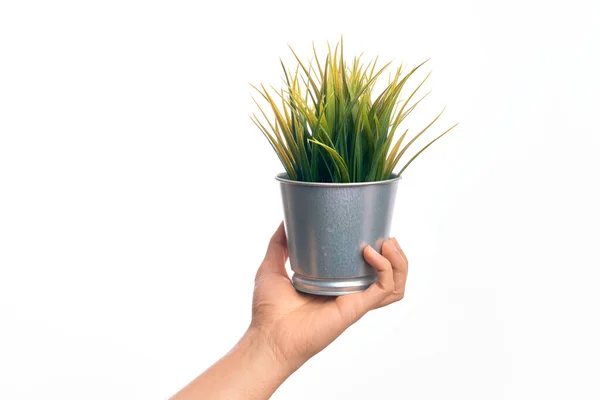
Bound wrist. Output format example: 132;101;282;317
240;326;296;378
174;328;294;400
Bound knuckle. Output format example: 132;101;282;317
254;269;267;284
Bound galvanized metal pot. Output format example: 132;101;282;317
276;172;400;296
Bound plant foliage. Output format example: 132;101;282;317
251;41;457;183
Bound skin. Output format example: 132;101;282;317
171;222;408;400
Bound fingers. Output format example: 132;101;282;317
335;238;408;323
335;244;394;323
256;222;289;279
393;237;408;267
361;244;396;309
375;238;408;308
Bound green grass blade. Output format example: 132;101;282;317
398;123;458;176
308;138;350;182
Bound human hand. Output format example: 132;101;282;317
249;221;409;374
171;222;408;400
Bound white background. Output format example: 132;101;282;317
1;0;599;399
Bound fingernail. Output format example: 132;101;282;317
392;237;401;251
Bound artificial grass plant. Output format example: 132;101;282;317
251;41;457;183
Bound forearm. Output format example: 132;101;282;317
171;328;293;400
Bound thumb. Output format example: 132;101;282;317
256;222;289;278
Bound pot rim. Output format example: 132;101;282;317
275;172;401;187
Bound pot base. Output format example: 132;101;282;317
291;273;376;296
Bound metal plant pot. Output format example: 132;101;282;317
276;172;400;296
